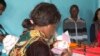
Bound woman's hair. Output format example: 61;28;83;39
0;0;6;9
93;8;100;22
70;4;79;13
22;19;34;29
23;2;61;29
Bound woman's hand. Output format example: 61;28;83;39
61;49;72;56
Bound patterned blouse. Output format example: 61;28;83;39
9;30;53;56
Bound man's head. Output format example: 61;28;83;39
70;5;79;19
0;0;6;15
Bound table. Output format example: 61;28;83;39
70;43;100;56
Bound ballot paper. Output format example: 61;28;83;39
51;31;71;55
56;31;71;44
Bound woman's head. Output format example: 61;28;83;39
0;0;6;15
30;2;61;26
23;2;61;38
93;8;100;22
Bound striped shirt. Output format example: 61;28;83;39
63;17;87;40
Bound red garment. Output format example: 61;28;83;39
97;31;100;47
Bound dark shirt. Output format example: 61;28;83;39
90;24;96;42
63;17;87;36
26;40;54;56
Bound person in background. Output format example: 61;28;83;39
63;5;87;43
0;0;7;42
0;0;6;15
0;0;7;55
90;8;100;47
9;2;61;56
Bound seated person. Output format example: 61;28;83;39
63;5;87;43
90;8;100;47
0;0;7;42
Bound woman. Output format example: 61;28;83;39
0;0;7;42
90;8;100;47
9;2;61;56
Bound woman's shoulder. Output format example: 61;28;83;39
26;40;53;56
29;40;49;48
